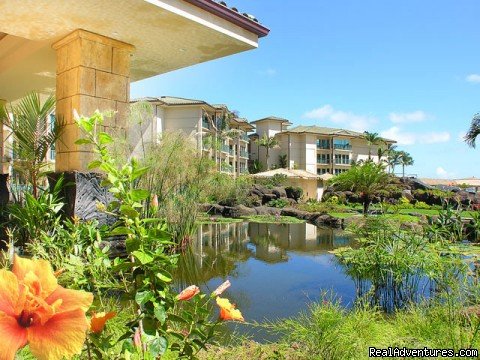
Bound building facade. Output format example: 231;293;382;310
131;96;252;177
250;117;395;175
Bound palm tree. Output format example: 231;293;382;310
256;133;279;170
465;113;480;148
387;149;402;174
398;151;414;178
363;131;384;160
330;161;389;215
377;147;389;164
0;92;62;198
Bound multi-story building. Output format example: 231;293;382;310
131;96;253;177
250;116;396;175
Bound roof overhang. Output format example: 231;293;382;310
0;0;269;101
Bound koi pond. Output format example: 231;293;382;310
176;221;357;340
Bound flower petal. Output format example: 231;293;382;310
90;311;116;334
13;255;57;297
45;286;93;313
0;313;28;360
0;269;19;316
177;285;200;301
27;309;89;360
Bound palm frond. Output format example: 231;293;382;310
465;114;480;148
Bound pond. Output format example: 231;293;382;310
176;221;356;341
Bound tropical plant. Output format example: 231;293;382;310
398;151;414;178
0;92;62;198
285;186;303;202
465;113;480;148
387;149;402;175
278;154;288;168
363;131;384;160
329;161;390;214
249;159;263;174
256;134;279;170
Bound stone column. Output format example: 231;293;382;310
51;30;134;223
52;29;134;172
0;99;7;175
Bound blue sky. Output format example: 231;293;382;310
131;0;480;178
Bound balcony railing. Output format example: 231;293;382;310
228;148;235;156
240;168;249;174
334;159;351;165
221;144;230;153
317;145;330;150
334;144;352;150
240;133;249;141
202;120;210;129
239;150;249;158
317;159;330;164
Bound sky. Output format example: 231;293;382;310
131;0;480;179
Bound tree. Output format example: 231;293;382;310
278;154;287;168
398;151;414;178
387;149;402;174
465;113;480;148
363;131;384;160
0;92;62;198
377;147;389;164
256;133;279;170
330;161;389;215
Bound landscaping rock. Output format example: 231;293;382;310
225;205;256;217
402;189;414;201
262;193;277;204
254;206;281;216
313;214;343;228
200;203;225;215
280;207;310;219
272;187;287;198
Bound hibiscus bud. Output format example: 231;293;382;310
177;285;200;301
212;280;231;297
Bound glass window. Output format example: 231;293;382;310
333;139;351;150
316;138;330;149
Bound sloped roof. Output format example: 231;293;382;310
420;177;480;187
283;125;396;143
132;96;217;109
251;116;292;125
251;168;320;180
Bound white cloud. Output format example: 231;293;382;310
436;166;456;179
466;74;480;83
389;111;429;124
303;105;377;132
380;127;450;145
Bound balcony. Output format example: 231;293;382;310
334;160;351;165
221;144;230;153
202;120;210;129
240;133;249;142
317;145;330;150
333;144;352;151
239;150;249;158
317;159;330;164
228;148;235;156
240;168;249;174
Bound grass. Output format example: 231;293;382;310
196;213;244;224
243;215;305;224
199;300;480;360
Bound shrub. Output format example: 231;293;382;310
267;198;289;208
414;201;431;210
285;186;303;202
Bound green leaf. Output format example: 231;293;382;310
75;138;92;145
87;160;102;170
168;314;188;324
149;336;168;357
156;270;172;283
135;290;153;306
98;132;114;145
131;166;150;181
132;250;153;265
126;238;141;252
130;189;150;202
120;205;139;219
110;226;133;236
154;305;166;323
78;119;94;132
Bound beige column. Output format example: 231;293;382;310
52;29;134;172
0;99;7;174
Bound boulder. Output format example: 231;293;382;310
199;204;225;215
262;193;277;204
280;207;310;219
272;187;287;198
224;204;256;218
254;206;281;216
313;214;343;228
402;189;414;202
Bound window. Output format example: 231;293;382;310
316;138;330;149
334;154;350;164
317;153;330;164
317;168;329;175
333;139;351;150
334;168;348;175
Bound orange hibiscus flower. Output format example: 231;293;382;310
216;297;244;322
0;255;93;360
177;285;200;301
90;311;116;334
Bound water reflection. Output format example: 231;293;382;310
176;222;356;340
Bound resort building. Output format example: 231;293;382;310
249;116;396;175
131;96;253;177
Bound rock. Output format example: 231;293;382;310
402;189;414;201
254;206;281;216
280;207;310;219
272;187;287;198
262;193;277;204
225;205;256;218
200;204;225;215
313;214;343;228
